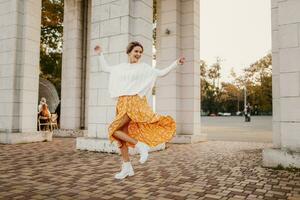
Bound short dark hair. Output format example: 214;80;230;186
126;41;144;54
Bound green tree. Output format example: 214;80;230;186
40;0;64;96
200;60;220;114
207;57;222;88
244;53;272;114
230;68;244;112
200;60;208;99
220;82;241;113
201;53;272;115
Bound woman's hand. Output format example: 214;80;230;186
94;45;102;55
177;56;185;65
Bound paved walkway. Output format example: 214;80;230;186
0;138;299;200
202;116;272;143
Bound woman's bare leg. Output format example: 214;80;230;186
112;114;138;145
119;142;130;162
116;118;149;164
113;114;136;179
112;114;137;162
119;125;130;162
113;113;148;164
114;130;137;145
115;139;134;179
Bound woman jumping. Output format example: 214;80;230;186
94;41;185;179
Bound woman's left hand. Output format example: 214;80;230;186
177;56;185;65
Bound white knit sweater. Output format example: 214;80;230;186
97;54;178;98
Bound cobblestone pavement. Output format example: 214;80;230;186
0;138;300;200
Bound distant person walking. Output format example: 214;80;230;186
94;41;185;179
244;103;251;122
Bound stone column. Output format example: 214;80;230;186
76;0;160;153
61;0;87;130
155;0;206;143
0;0;52;144
263;0;300;168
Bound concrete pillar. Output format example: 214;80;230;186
76;0;160;153
270;0;281;149
61;0;87;130
263;0;300;168
155;0;206;143
0;0;51;144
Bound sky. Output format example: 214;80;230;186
200;0;271;82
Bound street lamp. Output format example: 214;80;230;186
244;86;247;110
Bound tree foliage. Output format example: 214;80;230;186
40;0;64;97
201;58;223;114
244;53;272;113
207;57;222;88
201;53;272;115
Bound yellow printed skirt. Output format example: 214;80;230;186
108;95;176;148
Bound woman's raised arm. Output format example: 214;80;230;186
94;45;113;73
154;56;185;77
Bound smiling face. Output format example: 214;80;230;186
128;46;143;64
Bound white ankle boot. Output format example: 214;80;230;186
114;162;134;179
135;141;150;164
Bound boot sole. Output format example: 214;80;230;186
115;172;135;179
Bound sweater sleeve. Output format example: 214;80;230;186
153;60;178;77
97;53;113;73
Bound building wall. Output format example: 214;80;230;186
61;0;86;130
155;0;204;143
87;0;153;139
0;0;41;133
263;0;300;168
272;0;300;152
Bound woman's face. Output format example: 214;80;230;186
128;46;143;63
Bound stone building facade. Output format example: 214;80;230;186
263;0;300;168
0;0;299;167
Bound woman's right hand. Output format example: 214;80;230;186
94;45;102;55
177;56;185;65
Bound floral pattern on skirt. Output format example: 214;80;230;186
108;95;176;148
